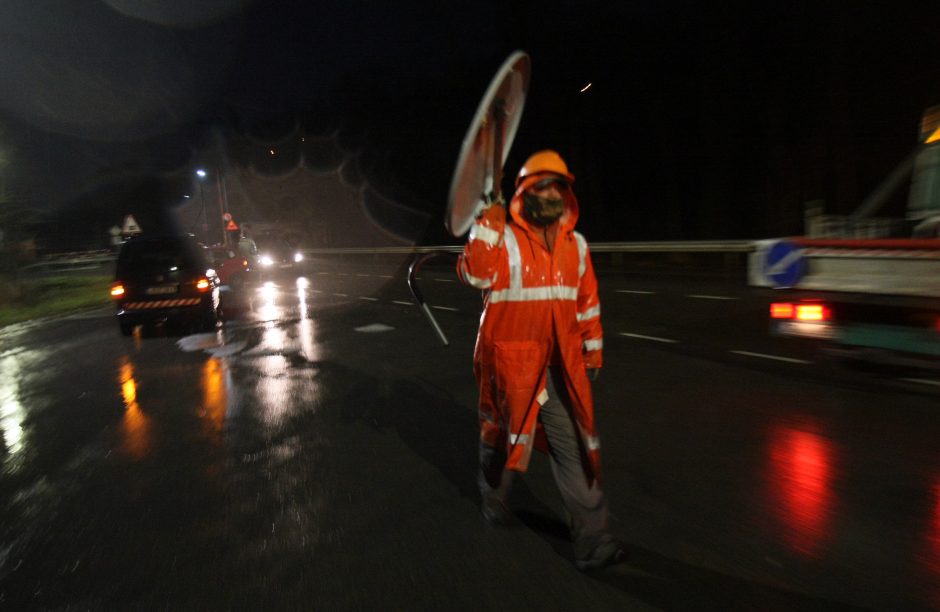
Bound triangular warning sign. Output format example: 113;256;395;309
122;215;142;235
225;219;239;231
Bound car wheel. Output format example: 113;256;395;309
119;319;135;336
201;308;218;332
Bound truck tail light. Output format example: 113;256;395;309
196;278;211;291
770;303;794;319
771;302;830;321
110;283;125;298
796;304;828;321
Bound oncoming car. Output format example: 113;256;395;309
256;238;304;270
111;235;221;336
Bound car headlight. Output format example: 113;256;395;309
259;255;274;267
294;252;304;263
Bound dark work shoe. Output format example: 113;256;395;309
481;497;513;527
574;539;628;571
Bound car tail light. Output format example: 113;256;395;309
770;303;794;319
242;259;249;268
110;283;125;298
196;278;211;291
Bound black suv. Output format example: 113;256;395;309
111;235;221;336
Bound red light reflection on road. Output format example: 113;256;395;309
767;425;836;557
118;358;152;460
924;482;940;583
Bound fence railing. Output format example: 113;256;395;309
304;240;757;255
20;241;758;273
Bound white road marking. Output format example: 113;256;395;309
359;296;379;301
901;378;940;388
309;289;322;293
432;278;455;283
379;275;394;279
617;290;655;295
354;323;395;333
318;272;329;275
357;274;371;277
619;332;677;344
731;350;811;364
392;300;414;306
431;305;459;312
687;294;737;300
332;293;348;297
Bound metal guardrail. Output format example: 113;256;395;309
21;251;116;272
303;240;757;256
18;240;757;272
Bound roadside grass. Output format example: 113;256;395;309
0;275;112;328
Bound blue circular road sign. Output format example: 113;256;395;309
763;240;806;288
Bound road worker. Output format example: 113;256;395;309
457;150;625;570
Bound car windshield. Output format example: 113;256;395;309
116;239;205;279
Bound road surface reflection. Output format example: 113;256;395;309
200;357;228;432
0;350;27;457
766;422;837;557
119;357;152;460
924;479;940;607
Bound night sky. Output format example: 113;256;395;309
2;0;939;248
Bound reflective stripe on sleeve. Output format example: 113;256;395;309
586;435;601;451
459;259;493;289
583;338;603;351
573;231;587;278
469;222;501;247
576;304;601;322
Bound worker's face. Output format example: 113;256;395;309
523;177;567;226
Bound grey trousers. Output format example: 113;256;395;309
479;366;612;557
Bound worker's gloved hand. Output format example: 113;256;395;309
587;368;600;381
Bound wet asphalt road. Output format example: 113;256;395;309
0;256;938;610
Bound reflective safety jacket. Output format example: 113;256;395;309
457;176;604;483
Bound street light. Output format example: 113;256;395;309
195;169;209;243
195;167;230;246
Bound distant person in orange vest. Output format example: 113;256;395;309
457;150;625;570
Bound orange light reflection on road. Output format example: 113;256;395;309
767;424;836;557
201;358;227;431
118;358;152;460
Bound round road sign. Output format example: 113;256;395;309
763;240;806;288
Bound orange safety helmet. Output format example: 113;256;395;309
515;150;575;187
